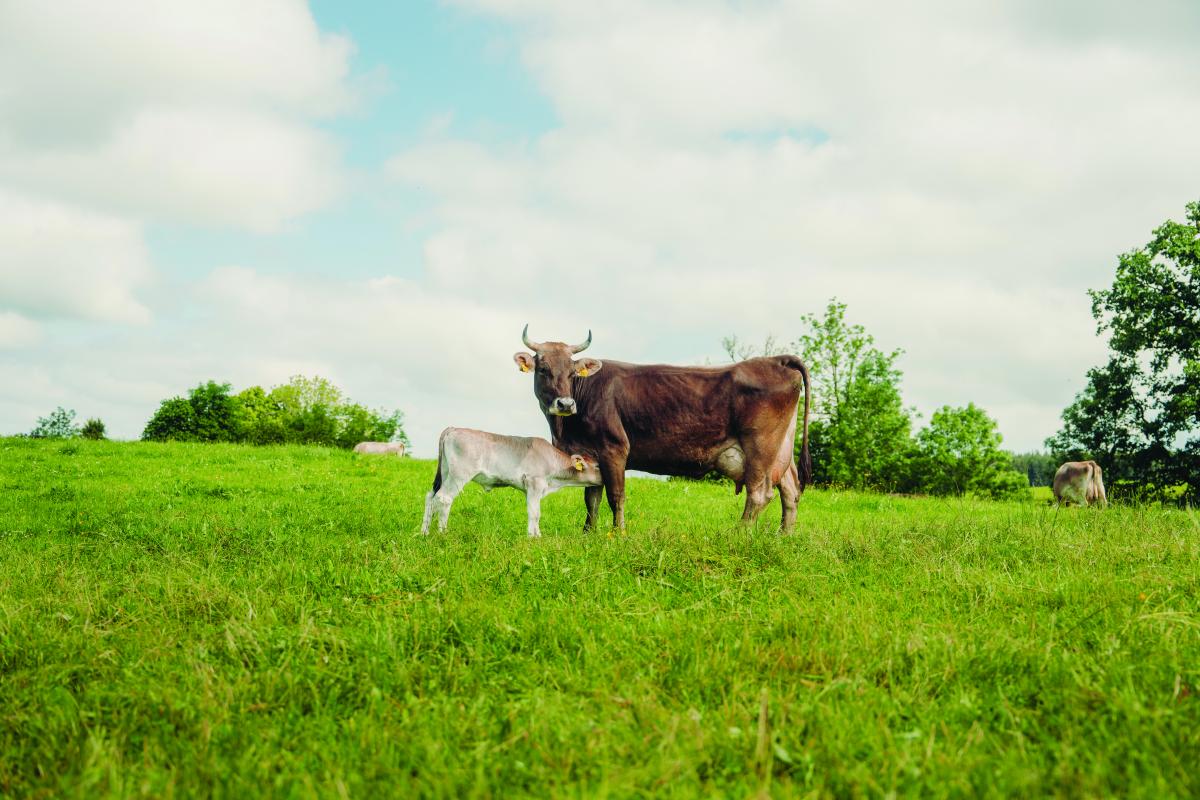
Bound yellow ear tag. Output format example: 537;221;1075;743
578;367;589;377
520;364;531;373
574;459;584;471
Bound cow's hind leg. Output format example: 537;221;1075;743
739;466;774;527
778;462;800;534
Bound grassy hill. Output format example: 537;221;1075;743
1;438;1197;797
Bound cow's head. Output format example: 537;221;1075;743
513;324;603;416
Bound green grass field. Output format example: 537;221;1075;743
1;438;1197;798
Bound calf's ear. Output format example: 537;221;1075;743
574;358;602;377
513;352;535;373
571;455;586;471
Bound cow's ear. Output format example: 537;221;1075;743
513;352;535;373
574;358;602;378
571;454;586;472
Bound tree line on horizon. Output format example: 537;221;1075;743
14;376;410;451
141;375;410;450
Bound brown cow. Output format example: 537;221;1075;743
513;326;811;532
1052;460;1108;507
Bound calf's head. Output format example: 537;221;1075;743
567;454;603;485
513;325;603;416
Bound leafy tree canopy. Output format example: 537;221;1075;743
30;407;81;439
142;375;408;450
912;404;1027;500
1047;199;1200;502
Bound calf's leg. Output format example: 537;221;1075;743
525;480;547;538
421;491;436;533
430;476;468;532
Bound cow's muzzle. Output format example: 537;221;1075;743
550;397;577;416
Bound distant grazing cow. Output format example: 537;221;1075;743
514;326;811;532
1052;460;1107;507
422;427;602;538
353;442;406;456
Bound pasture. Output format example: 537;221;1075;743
1;438;1197;798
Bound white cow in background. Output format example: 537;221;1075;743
1052;460;1108;507
354;441;406;456
422;427;602;538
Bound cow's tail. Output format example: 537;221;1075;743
779;355;813;492
430;429;448;494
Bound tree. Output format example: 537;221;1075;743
80;418;107;440
911;404;1028;499
188;381;242;442
30;407;80;439
1047;199;1200;502
1010;452;1058;487
142;397;199;441
143;382;241;442
793;300;914;490
236;386;287;445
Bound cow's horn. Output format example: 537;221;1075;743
569;330;592;354
521;324;540;351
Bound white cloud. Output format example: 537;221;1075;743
0;0;353;143
388;0;1200;450
1;107;344;233
0;0;353;232
0;0;356;331
0;312;41;349
0;189;152;324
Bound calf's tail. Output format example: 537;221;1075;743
779;355;813;492
431;429;448;494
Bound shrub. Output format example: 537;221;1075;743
80;418;107;440
30;407;80;439
907;404;1028;499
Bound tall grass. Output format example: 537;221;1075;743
1;438;1196;797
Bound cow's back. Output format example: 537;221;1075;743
442;428;547;488
556;357;802;476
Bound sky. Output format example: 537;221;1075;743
3;0;1200;456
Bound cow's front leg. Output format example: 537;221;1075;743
600;456;628;531
583;485;603;532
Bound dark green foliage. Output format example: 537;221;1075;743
141;397;198;441
1049;199;1200;502
142;382;239;442
188;380;242;442
908;404;1029;499
29;406;80;439
1011;451;1057;486
80;418;107;440
142;375;408;450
